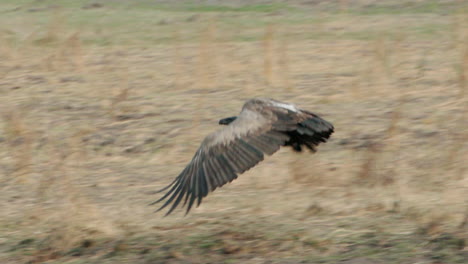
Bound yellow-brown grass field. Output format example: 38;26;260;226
0;0;467;263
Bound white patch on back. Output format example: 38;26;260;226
273;102;298;112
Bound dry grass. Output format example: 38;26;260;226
0;1;467;263
1;108;34;182
262;24;274;86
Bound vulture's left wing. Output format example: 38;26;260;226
151;107;290;216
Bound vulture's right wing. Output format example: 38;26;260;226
151;108;290;216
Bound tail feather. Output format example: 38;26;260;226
284;114;334;152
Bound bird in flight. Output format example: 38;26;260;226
152;98;334;215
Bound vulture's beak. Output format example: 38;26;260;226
219;116;237;125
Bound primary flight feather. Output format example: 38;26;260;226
151;98;334;215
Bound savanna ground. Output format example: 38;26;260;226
0;0;467;263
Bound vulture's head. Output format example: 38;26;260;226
219;116;237;125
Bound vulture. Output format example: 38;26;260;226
152;98;334;215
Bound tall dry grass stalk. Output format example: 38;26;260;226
263;24;274;86
36;142;67;203
2;109;34;182
380;104;403;185
46;31;86;72
198;20;217;91
172;27;183;90
193;21;217;128
357;35;405;187
42;52;56;72
0;31;17;63
373;36;393;86
445;29;468;177
109;69;130;120
65;32;85;72
39;9;67;71
44;7;64;44
35;140;117;255
457;33;468;97
373;34;405;92
245;46;257;96
208;17;220;90
278;28;291;91
356;142;380;185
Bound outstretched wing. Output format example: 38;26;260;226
151;107;291;216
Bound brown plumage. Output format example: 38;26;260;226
151;98;334;215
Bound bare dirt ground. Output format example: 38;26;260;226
0;0;467;263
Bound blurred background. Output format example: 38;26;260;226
0;0;467;263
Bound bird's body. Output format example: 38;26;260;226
152;98;334;215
